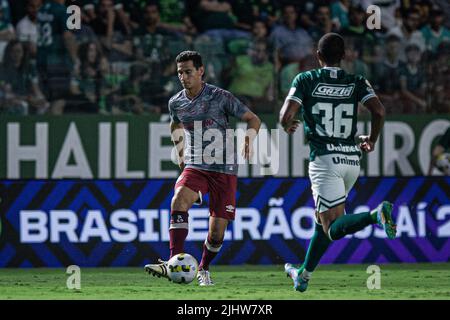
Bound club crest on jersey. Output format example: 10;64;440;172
312;83;355;98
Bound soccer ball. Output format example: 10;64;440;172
436;153;450;175
167;253;199;284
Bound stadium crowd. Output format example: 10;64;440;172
0;0;449;115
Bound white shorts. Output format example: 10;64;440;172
309;154;361;214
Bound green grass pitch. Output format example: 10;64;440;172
0;263;449;300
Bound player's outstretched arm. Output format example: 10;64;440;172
279;99;300;134
241;111;261;160
359;97;386;152
170;121;185;170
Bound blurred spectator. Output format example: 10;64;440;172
71;0;99;43
132;2;179;110
341;5;377;62
361;0;401;30
0;40;48;115
330;0;350;30
72;0;98;24
227;40;274;112
227;18;269;56
0;0;448;116
114;0;159;35
112;63;163;114
407;0;433;27
16;0;41;58
252;18;269;42
399;42;426;113
73;19;99;46
190;0;251;43
133;3;177;62
112;63;147;114
309;4;339;42
231;0;255;31
37;0;79;115
421;7;450;53
428;42;450;114
372;34;404;114
296;1;318;30
90;0;133;62
269;4;313;65
341;37;371;79
157;0;197;36
433;0;450;28
387;8;426;61
251;0;279;28
59;41;109;114
0;0;15;63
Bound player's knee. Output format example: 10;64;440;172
171;193;190;211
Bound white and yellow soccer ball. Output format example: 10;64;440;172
436;153;450;175
167;253;199;284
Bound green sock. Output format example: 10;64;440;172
329;212;374;241
303;223;332;272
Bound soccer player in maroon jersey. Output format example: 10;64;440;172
145;51;261;285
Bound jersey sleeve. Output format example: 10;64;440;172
285;74;305;106
223;92;250;119
168;99;180;124
357;76;377;104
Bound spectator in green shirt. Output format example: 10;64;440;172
421;7;450;53
228;40;274;112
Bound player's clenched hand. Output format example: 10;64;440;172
283;119;300;134
358;135;375;153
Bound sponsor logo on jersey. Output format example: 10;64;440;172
312;83;355;98
326;143;360;153
332;156;360;166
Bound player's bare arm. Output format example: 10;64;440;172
170;120;185;170
359;96;386;152
279;99;301;134
241;110;261;160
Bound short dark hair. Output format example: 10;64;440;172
175;51;203;69
318;33;345;65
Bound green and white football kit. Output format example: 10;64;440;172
283;66;397;293
287;67;375;213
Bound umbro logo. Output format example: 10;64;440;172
312;83;355;98
225;205;235;213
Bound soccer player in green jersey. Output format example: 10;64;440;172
279;33;397;292
37;0;78;113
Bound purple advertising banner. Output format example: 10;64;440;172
0;177;449;267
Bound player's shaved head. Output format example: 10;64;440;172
176;51;203;70
317;33;345;65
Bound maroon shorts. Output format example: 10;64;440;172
175;167;237;220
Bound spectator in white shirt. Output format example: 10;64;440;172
386;8;426;62
16;0;42;57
